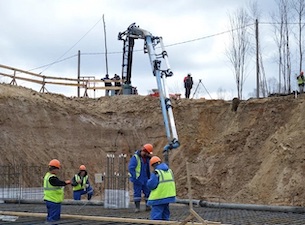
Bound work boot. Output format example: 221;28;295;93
134;201;140;213
145;200;151;211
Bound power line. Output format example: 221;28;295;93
28;54;78;72
29;20;304;72
37;17;103;74
165;23;255;47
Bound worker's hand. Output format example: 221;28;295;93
77;179;82;184
65;180;71;185
86;184;89;188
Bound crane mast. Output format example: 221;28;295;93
118;23;180;164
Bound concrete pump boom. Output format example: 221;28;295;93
118;23;180;164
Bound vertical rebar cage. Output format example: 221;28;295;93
103;154;130;208
0;165;44;201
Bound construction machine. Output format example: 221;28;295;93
118;23;179;164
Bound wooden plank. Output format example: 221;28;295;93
0;72;43;84
0;63;125;84
0;211;226;225
87;86;123;90
0;64;44;78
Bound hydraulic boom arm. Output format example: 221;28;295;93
119;23;180;164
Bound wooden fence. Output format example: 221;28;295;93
0;64;123;97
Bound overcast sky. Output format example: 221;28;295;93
0;0;300;99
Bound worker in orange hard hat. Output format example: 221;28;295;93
43;159;71;223
71;165;94;200
147;156;176;221
128;143;153;212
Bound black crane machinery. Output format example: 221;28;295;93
118;23;180;164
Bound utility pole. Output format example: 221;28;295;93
103;14;109;76
256;19;260;98
77;50;81;97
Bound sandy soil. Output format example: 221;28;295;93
1;83;305;206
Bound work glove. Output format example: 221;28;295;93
65;180;71;185
86;184;89;188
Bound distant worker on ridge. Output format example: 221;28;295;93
101;74;112;96
71;165;93;200
128;143;153;213
43;159;71;224
112;74;122;95
297;71;305;93
146;156;176;221
184;73;193;98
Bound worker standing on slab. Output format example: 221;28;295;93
146;156;176;221
71;165;93;200
128;143;153;212
43;159;71;224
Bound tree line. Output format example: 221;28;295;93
226;0;305;99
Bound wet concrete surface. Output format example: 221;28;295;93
0;202;305;224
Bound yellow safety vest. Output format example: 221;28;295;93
148;169;176;201
128;154;141;179
298;75;305;85
43;172;64;203
73;175;88;191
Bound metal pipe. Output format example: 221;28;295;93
176;198;305;213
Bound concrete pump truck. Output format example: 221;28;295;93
118;23;179;164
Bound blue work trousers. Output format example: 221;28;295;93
73;186;93;200
133;182;150;202
150;203;170;220
45;200;61;223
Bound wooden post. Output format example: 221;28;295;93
9;71;17;85
179;162;220;225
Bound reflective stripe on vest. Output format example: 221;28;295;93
43;172;64;203
73;175;88;191
134;154;141;179
128;154;141;179
148;169;176;201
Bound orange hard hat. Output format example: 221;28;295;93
150;156;161;167
143;143;153;154
49;159;60;169
79;165;86;171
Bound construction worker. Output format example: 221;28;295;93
297;71;305;93
71;165;93;200
128;143;153;212
184;73;193;98
43;159;71;223
146;156;176;221
101;74;112;96
112;74;122;95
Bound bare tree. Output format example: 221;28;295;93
271;0;293;94
217;87;227;100
226;8;252;99
267;77;280;95
248;1;269;97
291;0;305;72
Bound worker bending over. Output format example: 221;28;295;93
146;156;176;220
43;159;71;223
71;165;93;200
